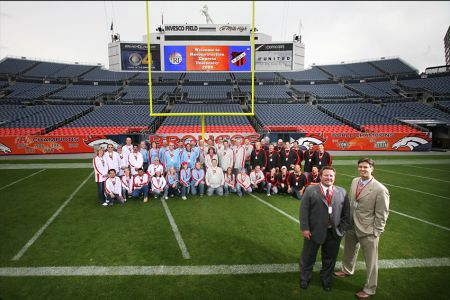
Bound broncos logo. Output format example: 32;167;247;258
289;136;324;148
0;143;12;154
84;137;120;150
392;136;430;150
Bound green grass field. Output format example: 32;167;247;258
0;156;449;299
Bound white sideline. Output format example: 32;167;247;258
377;168;450;183
0;258;449;277
161;199;191;259
248;193;344;249
339;173;450;231
0;169;46;191
11;172;93;261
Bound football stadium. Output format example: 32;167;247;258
0;1;449;299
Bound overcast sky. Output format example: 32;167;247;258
0;1;448;72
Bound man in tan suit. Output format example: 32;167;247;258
334;158;389;299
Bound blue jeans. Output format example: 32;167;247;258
207;186;224;196
132;185;149;198
181;185;189;197
164;183;179;198
236;185;252;197
291;188;303;200
97;182;106;204
267;183;278;195
223;185;236;195
190;182;204;195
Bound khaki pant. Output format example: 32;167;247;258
341;229;379;295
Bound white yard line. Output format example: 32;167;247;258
0;169;47;191
405;165;450;173
339;173;450;231
339;173;450;200
161;200;191;260
11;172;93;261
249;193;299;224
248;193;344;249
377;168;450;183
390;209;450;232
0;258;449;277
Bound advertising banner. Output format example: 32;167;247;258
0;131;432;156
164;45;251;71
267;132;433;151
121;43;161;71
255;43;293;71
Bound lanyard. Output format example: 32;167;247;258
355;178;373;200
319;185;334;206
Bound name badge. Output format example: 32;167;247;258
328;206;332;214
353;201;358;209
270;158;272;162
319;161;322;165
295;182;298;186
286;158;288;161
308;159;311;162
255;156;258;160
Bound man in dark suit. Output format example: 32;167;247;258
299;166;350;291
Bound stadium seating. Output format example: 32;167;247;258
340;62;385;78
6;83;65;100
279;68;331;81
254;104;359;133
47;105;165;136
399;76;450;94
291;84;360;98
369;58;417;75
0;105;93;136
121;85;176;100
184;72;230;82
157;104;255;133
181;85;234;101
346;82;393;97
0;58;38;75
318;103;424;133
366;81;401;96
48;85;121;100
80;68;138;82
239;84;293;99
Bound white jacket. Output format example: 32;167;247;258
104;177;122;197
93;156;108;183
233;146;246;169
205;166;225;188
151;176;166;192
250;170;265;185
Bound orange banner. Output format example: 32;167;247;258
186;46;229;71
0;132;432;155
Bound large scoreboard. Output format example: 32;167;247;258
108;23;304;72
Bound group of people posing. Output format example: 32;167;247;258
93;136;333;205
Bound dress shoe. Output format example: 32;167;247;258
321;282;331;292
323;286;332;292
300;281;309;289
334;271;351;277
355;291;372;299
